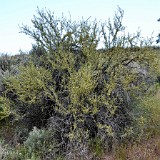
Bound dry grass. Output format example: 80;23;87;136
101;136;160;160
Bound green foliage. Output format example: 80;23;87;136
119;85;160;143
0;127;60;160
24;127;50;157
1;146;41;160
0;96;10;121
1;7;159;160
69;63;96;106
20;7;158;140
141;90;160;136
89;137;105;158
5;62;52;104
3;62;57;130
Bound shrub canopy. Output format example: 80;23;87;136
1;7;159;156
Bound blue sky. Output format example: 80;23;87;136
0;0;159;55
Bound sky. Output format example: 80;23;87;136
0;0;159;55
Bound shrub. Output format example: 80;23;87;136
2;7;159;158
141;89;160;136
24;127;49;157
0;54;12;72
4;62;56;129
0;96;10;122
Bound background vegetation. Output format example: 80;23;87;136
0;7;160;159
